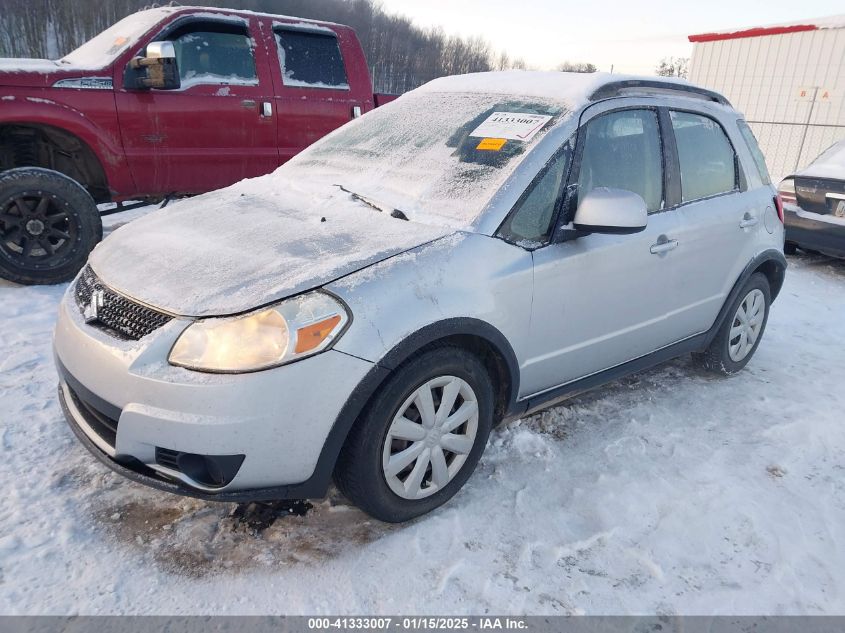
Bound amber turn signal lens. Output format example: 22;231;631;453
295;315;342;354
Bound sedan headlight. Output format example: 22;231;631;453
169;291;350;373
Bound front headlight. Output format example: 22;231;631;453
168;291;350;373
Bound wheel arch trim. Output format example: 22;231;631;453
704;248;786;348
0;111;130;198
309;317;522;497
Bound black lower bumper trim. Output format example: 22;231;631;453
58;384;328;503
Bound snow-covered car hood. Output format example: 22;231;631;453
89;176;454;317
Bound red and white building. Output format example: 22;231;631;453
688;16;845;181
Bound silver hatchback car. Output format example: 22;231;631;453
54;72;786;522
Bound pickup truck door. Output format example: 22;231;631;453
268;24;373;163
115;15;278;196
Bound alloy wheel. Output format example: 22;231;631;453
0;192;78;268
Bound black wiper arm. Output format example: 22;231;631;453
334;184;408;221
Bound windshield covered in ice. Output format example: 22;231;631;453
282;91;569;229
60;9;168;68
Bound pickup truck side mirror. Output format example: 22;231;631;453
572;187;648;235
126;41;180;90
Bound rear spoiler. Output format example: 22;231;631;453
589;80;731;106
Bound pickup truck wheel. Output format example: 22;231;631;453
0;167;102;285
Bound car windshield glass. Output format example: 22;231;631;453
283;92;568;229
60;10;167;68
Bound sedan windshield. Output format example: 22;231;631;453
60;9;168;68
283;91;568;229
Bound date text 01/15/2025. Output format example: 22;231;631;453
307;617;528;630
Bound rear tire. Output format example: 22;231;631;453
0;167;102;285
694;272;771;375
335;347;494;523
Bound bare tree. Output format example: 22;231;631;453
655;56;689;78
556;61;597;73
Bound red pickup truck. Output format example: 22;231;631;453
0;6;397;285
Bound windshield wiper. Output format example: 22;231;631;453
334;184;408;221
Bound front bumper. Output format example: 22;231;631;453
54;292;374;500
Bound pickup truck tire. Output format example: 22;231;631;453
0;167;102;285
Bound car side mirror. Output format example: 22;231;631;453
572;187;648;235
126;41;180;90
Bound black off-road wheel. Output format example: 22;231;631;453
335;347;494;523
0;167;102;285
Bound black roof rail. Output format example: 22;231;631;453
589;79;731;106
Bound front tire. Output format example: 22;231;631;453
0;167;102;285
694;272;771;375
335;347;494;523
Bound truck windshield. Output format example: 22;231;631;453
60;9;169;68
284;91;568;229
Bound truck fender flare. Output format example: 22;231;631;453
0;100;129;191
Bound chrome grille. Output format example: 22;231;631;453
74;266;172;340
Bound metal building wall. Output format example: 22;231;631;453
689;27;845;182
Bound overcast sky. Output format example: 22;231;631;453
379;0;844;75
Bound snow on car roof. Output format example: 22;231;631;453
417;70;698;108
172;5;349;28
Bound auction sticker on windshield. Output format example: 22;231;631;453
469;112;553;142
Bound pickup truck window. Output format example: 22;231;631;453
166;22;258;88
275;29;349;89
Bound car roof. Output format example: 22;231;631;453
168;5;350;29
417;70;730;109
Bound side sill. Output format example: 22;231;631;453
518;333;708;417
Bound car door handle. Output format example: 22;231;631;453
739;214;759;228
240;99;257;109
650;239;679;254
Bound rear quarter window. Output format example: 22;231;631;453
736;120;772;186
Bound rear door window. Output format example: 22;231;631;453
576;109;663;213
670;111;738;201
275;29;348;89
736;120;772;185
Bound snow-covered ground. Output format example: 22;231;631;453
1;209;844;615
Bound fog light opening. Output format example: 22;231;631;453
156;448;245;488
